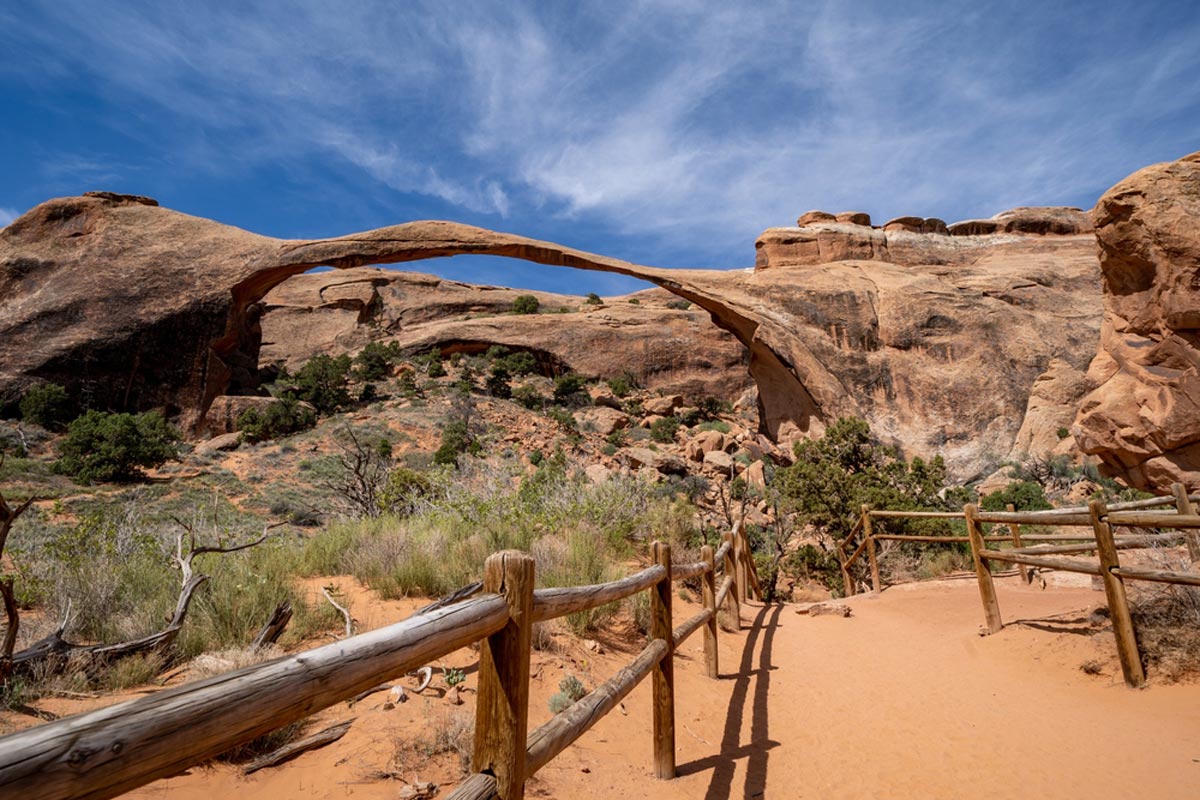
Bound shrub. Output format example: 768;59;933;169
379;467;436;516
628;297;640;305
512;294;540;314
358;383;379;403
666;299;691;310
486;365;512;399
585;292;602;305
354;341;401;381
513;384;545;411
434;420;480;466
54;410;179;482
548;674;588;713
397;371;422;398
238;397;317;443
553;374;588;407
1056;427;1071;440
547;407;577;432
20;382;75;430
498;350;537;376
606;371;640;398
294;354;352;414
980;480;1052;512
650;416;679;443
529;449;544;466
427;356;447;378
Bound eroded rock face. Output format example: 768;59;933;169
1074;151;1200;491
257;270;750;407
1;192;1102;481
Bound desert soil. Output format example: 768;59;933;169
31;573;1200;799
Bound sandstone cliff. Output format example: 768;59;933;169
1074;151;1200;490
1;192;1103;482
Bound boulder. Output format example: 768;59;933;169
202;395;281;436
624;447;688;476
195;431;242;454
797;210;837;226
835;211;871;226
643;395;682;416
685;429;728;461
1074;151;1200;490
584;463;611;484
745;459;767;489
578;406;629;436
703;450;736;472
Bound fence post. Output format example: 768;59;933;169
650;541;676;779
1089;500;1146;688
862;504;881;593
1171;482;1200;562
721;530;740;628
1006;503;1032;584
965;503;1003;634
734;524;748;605
472;551;535;799
839;540;855;598
701;544;718;679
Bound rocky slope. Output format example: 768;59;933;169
1;192;1106;482
1074;151;1200;490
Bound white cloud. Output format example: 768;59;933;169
2;0;1198;261
0;208;17;228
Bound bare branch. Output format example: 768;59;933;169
0;577;18;680
321;587;354;639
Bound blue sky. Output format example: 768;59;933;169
2;1;1198;295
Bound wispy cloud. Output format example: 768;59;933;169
1;0;1198;264
0;208;18;228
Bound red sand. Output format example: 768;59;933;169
15;574;1200;798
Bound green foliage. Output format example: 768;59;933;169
512;294;540;314
294;354;352;414
785;544;845;596
605;429;627;448
548;674;588;713
553;373;588;407
353;341;401;381
397;371;422;398
54;410;179;483
494;350;537;376
773;417;954;544
486;364;512;398
379;467;436;516
433;420;480;466
1056;426;1071;440
20;382;75;430
528;449;544;466
547;407;577;433
980;480;1051;512
585;292;602;305
649;416;679;443
694;420;731;434
237;396;317;443
442;667;466;688
666;299;691;310
628;297;640;305
426;355;447;378
605;371;640;398
358;383;379;403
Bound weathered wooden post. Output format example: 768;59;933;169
734;524;748;604
965;503;1003;634
650;541;676;779
701;544;718;679
862;504;881;593
1006;503;1032;584
839;537;855;598
1089;500;1146;688
472;551;535;799
721;530;740;628
1171;482;1200;562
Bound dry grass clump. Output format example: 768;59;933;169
390;705;474;778
1130;584;1200;683
187;645;285;680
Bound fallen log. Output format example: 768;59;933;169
242;718;355;774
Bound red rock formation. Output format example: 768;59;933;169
1074;151;1200;490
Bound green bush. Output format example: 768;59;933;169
980;480;1052;512
294;354;352;414
548;674;588;713
354;341;401;381
54;410;179;482
1056;427;1071;440
666;299;691;310
650;416;680;443
427;356;447;378
513;384;545;411
498;350;537;376
606;371;640;398
585;292;602;305
628;297;640;305
19;382;75;430
486;365;512;399
547;407;577;432
379;467;436;516
512;294;540;314
433;420;481;467
553;374;588;407
237;397;317;443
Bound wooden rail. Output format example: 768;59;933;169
0;524;764;800
851;483;1199;688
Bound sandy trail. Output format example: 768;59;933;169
102;574;1200;798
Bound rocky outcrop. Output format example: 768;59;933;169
1074;151;1200;491
257;270;750;404
1;192;1103;481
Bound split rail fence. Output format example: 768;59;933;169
839;483;1200;688
0;526;763;800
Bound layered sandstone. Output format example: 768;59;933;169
1;192;1103;481
1074;151;1200;490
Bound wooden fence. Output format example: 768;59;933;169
0;526;763;800
839;484;1200;688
